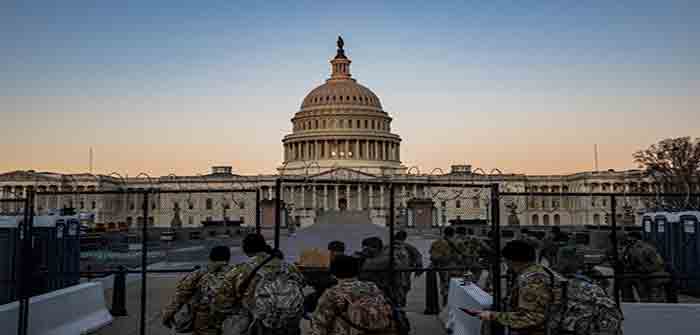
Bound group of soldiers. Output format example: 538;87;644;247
428;224;672;305
161;226;672;335
162;232;424;335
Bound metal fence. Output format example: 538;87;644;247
3;179;700;335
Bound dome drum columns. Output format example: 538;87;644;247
283;139;400;163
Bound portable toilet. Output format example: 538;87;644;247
666;212;681;270
678;211;700;295
650;212;668;261
640;213;653;242
0;216;21;304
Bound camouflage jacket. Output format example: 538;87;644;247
212;253;305;324
358;251;403;305
309;278;396;335
430;238;463;265
401;241;423;270
494;264;554;335
622;240;665;274
162;261;232;335
459;236;490;266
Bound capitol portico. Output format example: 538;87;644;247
0;37;672;232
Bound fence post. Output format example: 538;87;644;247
610;194;621;306
490;183;504;335
274;178;281;249
17;190;34;335
111;266;128;316
139;190;150;335
424;269;440;315
255;188;261;235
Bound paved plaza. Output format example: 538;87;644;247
94;228;446;335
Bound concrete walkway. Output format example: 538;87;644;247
95;270;445;335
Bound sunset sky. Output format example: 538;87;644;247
2;1;698;176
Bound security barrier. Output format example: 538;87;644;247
0;282;112;335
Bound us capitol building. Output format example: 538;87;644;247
1;38;655;231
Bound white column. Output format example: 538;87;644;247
369;185;373;208
312;186;317;210
380;185;385;209
356;139;360;160
357;185;362;210
345;140;349;160
268;187;273;200
413;184;418;199
402;185;407;206
335;185;339;210
346;185;350;210
324;185;328;210
301;186;305;209
375;141;379;160
365;141;369;160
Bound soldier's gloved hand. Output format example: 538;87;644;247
477;311;496;321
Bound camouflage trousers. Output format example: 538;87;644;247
621;278;667;303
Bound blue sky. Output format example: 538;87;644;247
1;1;698;175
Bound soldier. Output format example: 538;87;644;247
457;227;491;284
616;231;669;302
310;255;397;335
392;231;421;307
213;234;305;335
358;237;405;306
303;241;345;315
541;226;569;267
429;227;463;306
475;240;557;335
162;246;232;335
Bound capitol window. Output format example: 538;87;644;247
323;120;326;128
365;120;368;128
356;120;360;128
206;198;213;210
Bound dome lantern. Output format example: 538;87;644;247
330;35;352;80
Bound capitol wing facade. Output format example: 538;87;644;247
0;38;657;232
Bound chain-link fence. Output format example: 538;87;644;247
3;178;700;335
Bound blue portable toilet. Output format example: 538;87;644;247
641;214;654;243
652;213;679;265
678;211;700;295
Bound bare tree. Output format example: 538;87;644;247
634;137;700;209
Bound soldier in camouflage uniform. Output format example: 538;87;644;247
162;246;232;335
541;226;569;267
395;230;424;299
384;234;413;307
429;227;464;306
303;241;345;314
213;234;305;335
357;237;406;306
310;255;397;335
615;232;668;302
477;240;556;335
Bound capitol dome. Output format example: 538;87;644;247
301;80;383;109
279;37;405;176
